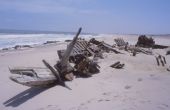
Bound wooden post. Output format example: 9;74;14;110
160;58;165;66
163;56;166;64
110;61;120;68
60;27;82;67
156;57;160;66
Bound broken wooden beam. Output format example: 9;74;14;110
110;61;120;68
60;27;82;67
42;59;64;86
156;57;160;66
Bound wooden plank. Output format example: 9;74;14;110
79;41;87;49
42;59;65;86
74;43;83;51
60;27;82;66
156;57;160;66
81;40;88;48
86;48;94;55
110;61;120;68
77;41;86;50
163;56;166;64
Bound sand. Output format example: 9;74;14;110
0;36;170;110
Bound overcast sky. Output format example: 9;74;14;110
0;0;170;34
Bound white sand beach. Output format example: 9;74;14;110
0;35;170;110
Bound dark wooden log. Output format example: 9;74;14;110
42;59;64;86
115;64;125;69
153;44;168;49
160;58;165;66
89;38;101;45
60;27;82;67
110;61;120;68
163;56;167;64
156;57;160;66
101;42;122;54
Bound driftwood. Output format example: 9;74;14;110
54;28;82;81
156;57;160;66
89;38;122;54
42;60;64;85
163;56;166;64
153;44;168;49
126;45;153;55
155;55;167;67
110;61;120;68
73;54;100;76
110;61;125;69
60;28;82;67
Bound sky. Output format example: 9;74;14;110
0;0;170;34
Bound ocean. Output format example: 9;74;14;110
0;30;169;49
0;30;97;49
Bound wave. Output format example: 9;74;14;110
0;33;98;49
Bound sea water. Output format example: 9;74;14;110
0;32;169;49
0;33;96;49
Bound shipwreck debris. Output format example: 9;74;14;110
114;38;128;47
89;38;122;54
110;61;125;69
9;67;57;87
166;50;170;55
9;28;82;87
136;35;155;48
136;35;168;49
155;55;167;67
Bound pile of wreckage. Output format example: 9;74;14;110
9;28;170;88
114;35;170;71
9;28;122;87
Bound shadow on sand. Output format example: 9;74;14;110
3;87;51;107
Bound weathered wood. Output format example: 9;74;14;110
114;38;128;47
163;56;166;64
42;59;64;85
86;48;94;55
81;40;88;48
57;50;65;60
115;64;125;69
110;61;120;68
156;57;160;66
60;27;82;68
160;58;165;66
77;41;86;49
9;67;57;87
102;42;121;54
77;41;86;50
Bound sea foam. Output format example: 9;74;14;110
0;33;96;49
